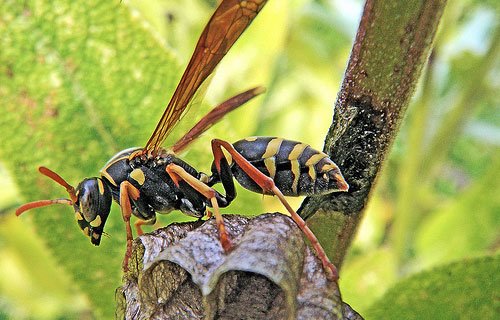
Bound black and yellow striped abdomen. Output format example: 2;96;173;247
231;137;347;196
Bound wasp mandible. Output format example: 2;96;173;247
16;0;348;281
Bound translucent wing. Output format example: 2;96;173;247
171;86;265;153
144;0;268;155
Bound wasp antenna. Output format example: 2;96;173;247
38;166;78;203
16;199;73;216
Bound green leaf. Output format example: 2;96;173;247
339;248;398;315
366;255;500;320
415;153;500;269
0;1;179;317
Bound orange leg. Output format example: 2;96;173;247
119;181;140;272
134;217;156;236
166;163;231;252
204;209;213;219
211;139;339;281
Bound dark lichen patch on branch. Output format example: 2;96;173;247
301;94;389;218
329;95;390;211
116;214;362;319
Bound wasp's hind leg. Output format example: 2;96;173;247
211;139;339;281
165;163;232;252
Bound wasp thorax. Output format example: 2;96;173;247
74;178;112;245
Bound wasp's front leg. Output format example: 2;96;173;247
119;181;141;272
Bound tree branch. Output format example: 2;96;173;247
299;0;447;268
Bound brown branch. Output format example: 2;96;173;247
299;0;447;269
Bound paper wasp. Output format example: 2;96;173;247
16;0;348;280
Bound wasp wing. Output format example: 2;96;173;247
144;0;268;154
172;86;265;154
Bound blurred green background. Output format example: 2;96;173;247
0;0;498;319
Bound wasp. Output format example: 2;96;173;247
16;0;348;281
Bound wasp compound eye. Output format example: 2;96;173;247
75;178;112;245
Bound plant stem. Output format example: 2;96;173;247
300;0;448;269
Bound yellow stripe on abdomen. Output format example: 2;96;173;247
262;138;284;159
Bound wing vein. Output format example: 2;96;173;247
144;0;267;155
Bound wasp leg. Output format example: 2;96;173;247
205;209;213;219
119;181;140;272
166;163;231;252
134;216;157;236
211;139;339;281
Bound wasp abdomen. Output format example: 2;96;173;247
232;137;347;196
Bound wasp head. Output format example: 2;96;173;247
16;167;112;245
73;178;112;245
